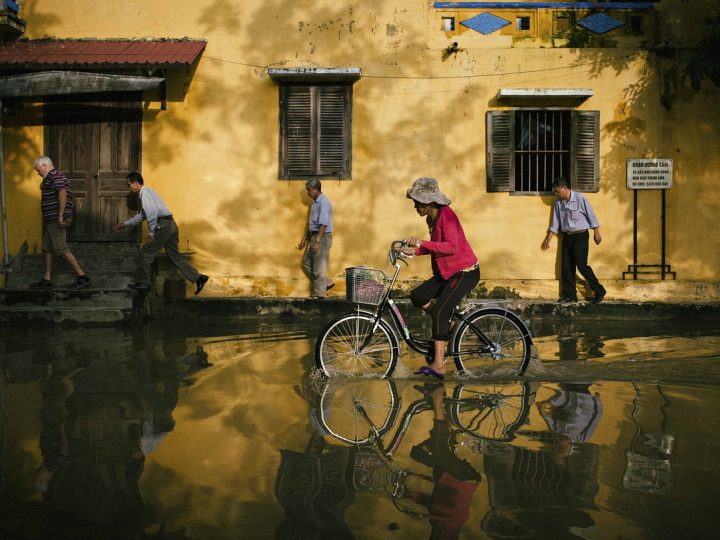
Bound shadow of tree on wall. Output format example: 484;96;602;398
564;8;720;280
175;0;494;291
19;2;62;37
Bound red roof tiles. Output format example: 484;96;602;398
0;39;207;68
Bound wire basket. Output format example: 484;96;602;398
346;267;387;305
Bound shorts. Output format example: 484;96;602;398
42;219;72;255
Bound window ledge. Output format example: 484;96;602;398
267;67;361;82
499;88;593;99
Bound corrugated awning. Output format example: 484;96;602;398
0;39;207;69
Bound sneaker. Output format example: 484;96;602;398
593;290;606;304
71;275;91;289
29;279;53;289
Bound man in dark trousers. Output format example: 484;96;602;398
30;156;91;289
542;177;606;303
114;172;208;295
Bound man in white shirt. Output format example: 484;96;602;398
114;172;208;295
296;179;334;299
542;177;606;304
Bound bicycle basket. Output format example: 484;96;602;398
345;267;387;305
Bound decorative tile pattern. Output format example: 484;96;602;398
577;13;625;34
461;12;512;34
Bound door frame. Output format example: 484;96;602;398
43;92;143;242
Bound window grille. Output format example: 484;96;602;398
514;110;571;192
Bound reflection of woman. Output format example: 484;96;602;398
407;383;481;539
404;177;480;379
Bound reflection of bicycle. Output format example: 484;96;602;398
314;378;535;447
310;379;534;521
315;240;534;378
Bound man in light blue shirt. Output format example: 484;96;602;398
542;177;606;303
114;172;208;295
297;179;334;299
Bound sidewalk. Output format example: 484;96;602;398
1;288;718;325
148;296;720;323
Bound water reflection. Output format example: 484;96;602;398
484;384;602;538
0;320;719;538
1;329;212;539
622;384;675;495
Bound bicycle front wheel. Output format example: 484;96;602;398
315;378;400;445
315;313;399;377
451;307;532;375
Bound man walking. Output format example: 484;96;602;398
30;156;91;289
114;172;208;295
297;179;334;299
541;177;606;303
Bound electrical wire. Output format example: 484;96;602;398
203;50;646;80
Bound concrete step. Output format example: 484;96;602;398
0;306;134;324
0;288;134;308
17;255;136;272
5;270;135;289
0;288;139;324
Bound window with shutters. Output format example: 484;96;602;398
486;109;599;193
279;83;352;180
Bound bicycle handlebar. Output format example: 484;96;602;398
389;239;407;267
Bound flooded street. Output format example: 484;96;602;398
1;317;719;539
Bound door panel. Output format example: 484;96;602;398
45;94;141;242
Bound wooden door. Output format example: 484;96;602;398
45;94;141;241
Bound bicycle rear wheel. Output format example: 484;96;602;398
451;307;533;375
449;382;534;442
315;312;399;377
315;378;400;445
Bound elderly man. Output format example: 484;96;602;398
542;177;606;304
297;179;334;299
30;156;91;289
114;172;208;295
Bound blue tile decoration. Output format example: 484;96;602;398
577;13;625;34
461;12;511;34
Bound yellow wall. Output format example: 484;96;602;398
2;0;719;299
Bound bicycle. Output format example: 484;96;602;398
315;240;534;378
313;377;535;447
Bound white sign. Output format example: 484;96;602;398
627;159;673;189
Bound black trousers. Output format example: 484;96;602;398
410;267;480;340
561;231;604;300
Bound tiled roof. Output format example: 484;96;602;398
0;39;207;69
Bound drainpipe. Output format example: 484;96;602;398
0;96;12;272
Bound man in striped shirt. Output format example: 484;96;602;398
31;156;90;289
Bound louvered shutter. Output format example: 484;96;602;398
279;84;351;179
486;110;514;192
281;86;313;177
571;110;599;192
318;86;349;177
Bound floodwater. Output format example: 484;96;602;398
1;316;719;539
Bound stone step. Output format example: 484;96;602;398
0;306;134;324
0;287;133;306
5;270;135;289
17;255;136;272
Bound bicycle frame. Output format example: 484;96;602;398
357;240;502;359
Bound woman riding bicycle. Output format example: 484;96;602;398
403;177;480;380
